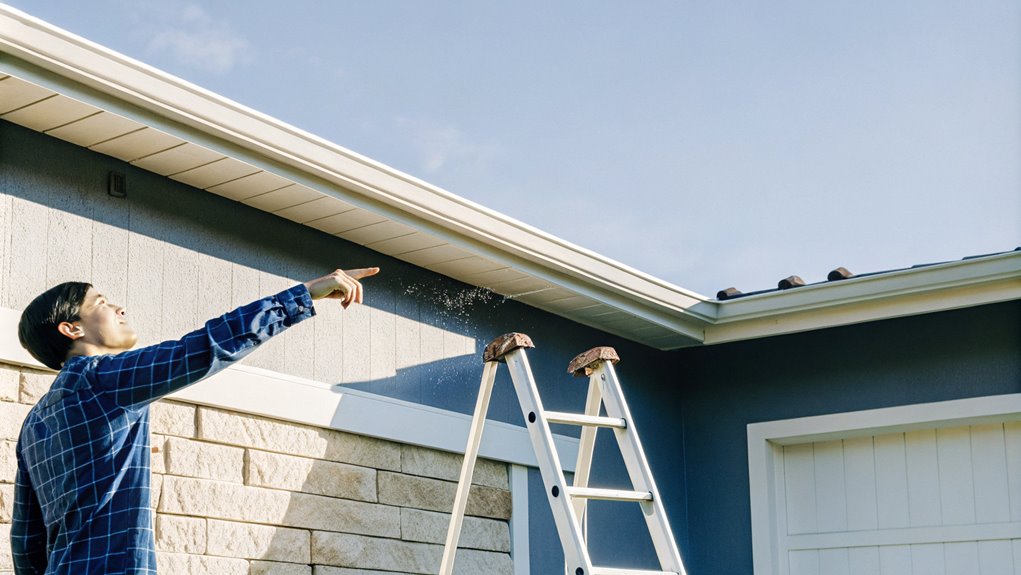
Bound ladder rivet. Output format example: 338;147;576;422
600;374;606;381
528;412;536;423
551;486;560;497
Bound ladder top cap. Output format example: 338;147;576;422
568;346;620;377
483;332;535;363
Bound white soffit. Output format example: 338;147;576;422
2;5;1020;350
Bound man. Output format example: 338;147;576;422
10;267;379;574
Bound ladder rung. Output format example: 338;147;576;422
591;568;678;575
566;487;653;502
545;411;626;429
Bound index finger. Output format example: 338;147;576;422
344;267;380;280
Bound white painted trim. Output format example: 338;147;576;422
4;4;1019;349
747;394;1021;575
510;464;531;575
0;306;578;470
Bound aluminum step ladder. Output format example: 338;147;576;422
440;333;687;575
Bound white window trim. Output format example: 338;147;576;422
747;394;1021;575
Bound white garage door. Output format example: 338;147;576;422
748;396;1021;575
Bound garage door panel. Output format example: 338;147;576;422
909;543;944;575
1005;422;1021;522
848;546;880;573
905;429;942;528
973;424;1012;524
815;440;848;533
978;540;1014;575
818;548;850;575
938;427;977;526
844;436;879;531
875;433;910;529
785;443;818;535
879;545;911;575
789;549;820;575
944;541;980;575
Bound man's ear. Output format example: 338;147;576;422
57;321;84;340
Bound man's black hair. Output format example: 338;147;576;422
19;282;92;370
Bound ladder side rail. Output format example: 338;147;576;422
439;361;500;575
504;349;595;575
570;374;603;535
595;361;688;575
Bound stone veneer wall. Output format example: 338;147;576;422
0;363;515;574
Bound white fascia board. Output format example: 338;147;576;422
0;5;714;345
0;306;579;469
705;251;1021;344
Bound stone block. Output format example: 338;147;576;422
197;408;399;471
451;548;513;575
151;474;163;510
165;437;244;483
0;441;16;483
252;561;312;575
377;472;511;520
155;552;248;575
207;519;309;563
246;450;376;502
0;368;19;402
0;524;10;570
400;508;510;552
151;400;197;437
155;515;206;554
0;403;30;441
158;476;399;537
18;371;51;405
401;444;508;489
311;531;439;574
150;435;167;475
0;484;13;522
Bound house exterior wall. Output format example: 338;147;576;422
649;300;1021;575
1;119;672;572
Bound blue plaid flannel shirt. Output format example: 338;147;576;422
11;284;315;574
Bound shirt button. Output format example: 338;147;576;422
298;305;305;312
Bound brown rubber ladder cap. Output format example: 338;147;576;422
483;333;535;363
567;346;620;377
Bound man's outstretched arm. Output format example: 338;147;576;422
89;267;379;408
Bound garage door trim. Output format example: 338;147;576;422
747;393;1021;575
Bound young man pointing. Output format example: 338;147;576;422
11;267;379;574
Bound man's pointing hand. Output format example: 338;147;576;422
304;267;380;309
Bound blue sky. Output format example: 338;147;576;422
9;0;1020;296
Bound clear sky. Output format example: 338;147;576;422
8;0;1020;297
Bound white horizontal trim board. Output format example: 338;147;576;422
747;395;1021;575
0;307;578;471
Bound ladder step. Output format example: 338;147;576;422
545;411;627;429
566;487;653;502
591;568;678;575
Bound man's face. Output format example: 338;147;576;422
75;288;138;353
